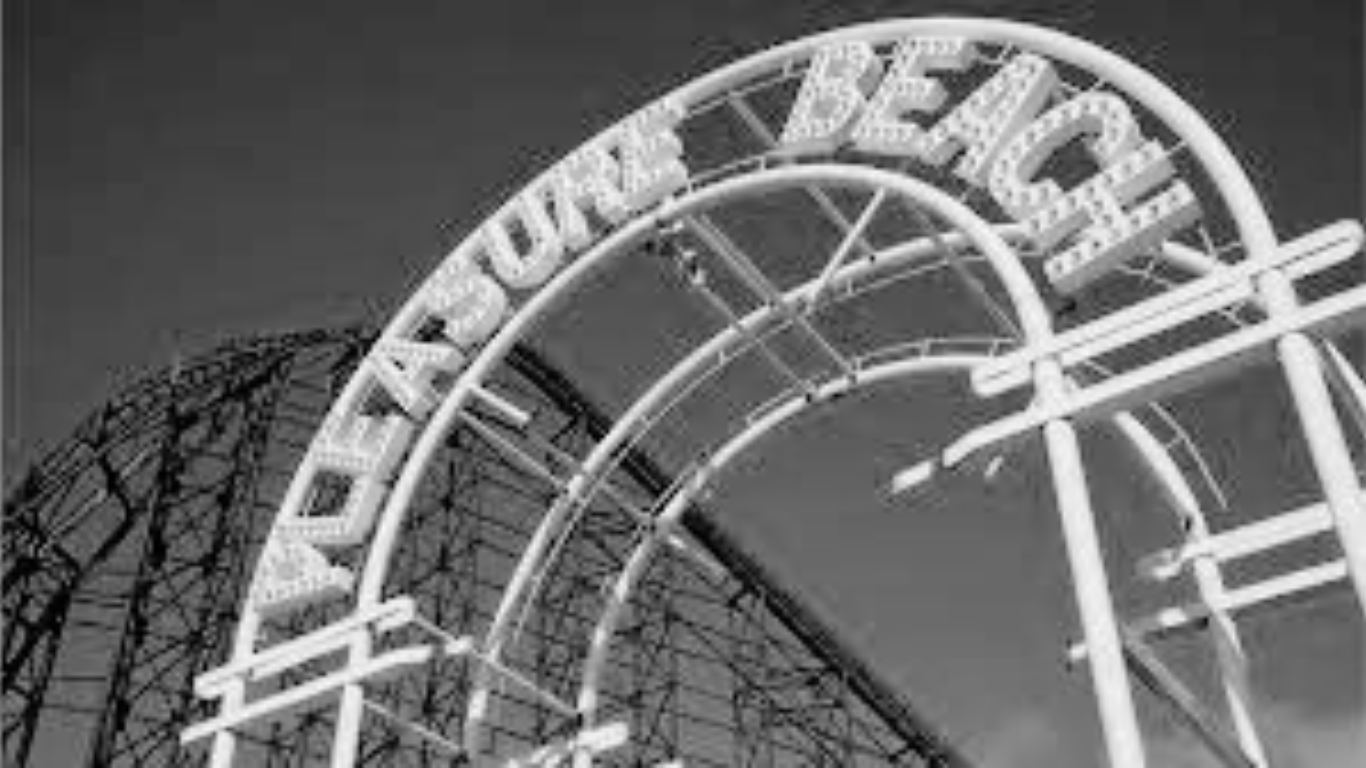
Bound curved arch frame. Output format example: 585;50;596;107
448;169;1263;768
201;16;1366;768
566;351;1245;738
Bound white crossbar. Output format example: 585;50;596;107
974;221;1363;397
183;646;433;745
944;283;1366;469
1139;502;1336;582
194;597;416;699
1071;558;1348;661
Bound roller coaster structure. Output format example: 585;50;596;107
5;329;968;767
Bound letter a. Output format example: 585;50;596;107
367;337;463;418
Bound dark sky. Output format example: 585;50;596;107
6;0;1362;466
5;1;1363;766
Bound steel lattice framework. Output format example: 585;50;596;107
5;328;965;767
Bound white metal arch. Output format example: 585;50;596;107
347;11;1320;645
450;163;1063;747
200;16;1366;768
458;231;1260;764
456;208;1270;768
567;351;1259;762
438;161;1222;767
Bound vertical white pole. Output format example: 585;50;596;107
1035;360;1148;768
207;684;242;768
1260;272;1366;618
209;610;263;768
330;634;372;767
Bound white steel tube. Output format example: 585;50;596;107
1322;341;1366;438
574;352;990;723
446;166;1047;756
1265;271;1366;618
329;633;370;768
1035;360;1148;768
1113;413;1267;766
207;684;243;768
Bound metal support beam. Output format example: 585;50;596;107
726;93;1024;341
1035;356;1148;768
652;229;814;394
686;214;855;378
1120;631;1255;768
1261;269;1366;619
938;283;1366;472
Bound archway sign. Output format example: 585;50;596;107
184;17;1365;768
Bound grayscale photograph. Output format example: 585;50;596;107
4;2;1363;767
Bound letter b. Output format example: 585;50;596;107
779;41;883;155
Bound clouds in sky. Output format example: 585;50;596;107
1257;701;1365;768
970;697;1364;768
969;710;1066;768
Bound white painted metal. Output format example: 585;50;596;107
471;383;533;428
457;164;1055;759
813;188;887;296
362;699;467;757
569;347;1243;766
1035;359;1148;768
1140;502;1335;582
724;89;1025;339
1253;270;1366;619
198;16;1365;768
1070;560;1349;657
497;722;630;768
194;597;416;698
1111;412;1268;766
686;214;855;376
575;352;996;718
1322;341;1366;438
1120;629;1255;768
184;646;435;745
939;284;1366;471
973;221;1363;397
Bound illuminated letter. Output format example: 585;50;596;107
366;337;463;418
484;191;565;290
917;53;1056;185
619;97;689;211
987;92;1143;219
552;144;630;249
421;256;509;348
279;380;415;547
1029;142;1201;293
248;535;354;616
851;37;974;156
779;41;883;154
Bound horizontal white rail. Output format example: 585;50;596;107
974;221;1363;397
1138;502;1335;582
1070;559;1348;661
944;283;1366;470
194;597;417;699
183;646;434;745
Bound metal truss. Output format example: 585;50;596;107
5;328;966;767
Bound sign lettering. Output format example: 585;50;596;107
249;37;1206;617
